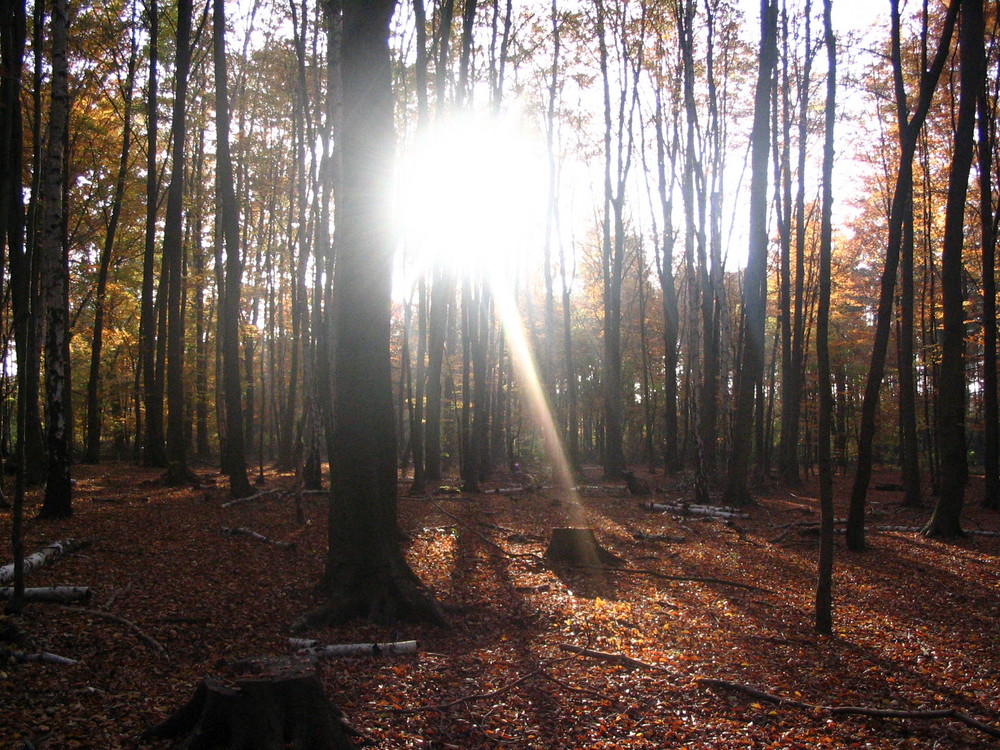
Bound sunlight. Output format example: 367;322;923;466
397;110;546;282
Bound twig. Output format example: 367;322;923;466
220;488;282;508
558;643;674;675
60;606;168;661
697;677;1000;740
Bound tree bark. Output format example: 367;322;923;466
814;0;836;635
845;0;959;550
162;0;195;485
37;0;72;519
84;18;137;464
924;0;983;538
308;0;443;628
139;0;166;467
214;0;253;498
723;0;777;507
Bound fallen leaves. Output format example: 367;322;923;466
0;465;998;748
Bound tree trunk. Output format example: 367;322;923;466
2;0;29;609
723;0;777;507
845;0;958;550
139;0;166;468
978;44;999;511
161;0;195;485
307;0;442;628
814;0;835;636
214;0;252;498
84;19;137;464
37;0;72;519
924;0;984;538
891;0;921;509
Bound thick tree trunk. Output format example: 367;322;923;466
924;0;983;538
308;0;442;628
2;0;29;610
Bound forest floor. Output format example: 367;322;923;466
1;461;999;749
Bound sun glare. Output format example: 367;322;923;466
397;110;546;282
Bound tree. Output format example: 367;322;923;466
161;0;196;485
845;0;959;551
305;0;442;626
814;0;835;636
977;20;998;511
214;0;253;498
924;0;985;538
139;0;166;467
37;0;72;519
2;0;29;610
595;0;642;480
84;2;138;464
723;0;777;507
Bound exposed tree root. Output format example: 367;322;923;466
564;642;1000;740
60;606;167;661
696;677;1000;740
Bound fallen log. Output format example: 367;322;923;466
0;586;91;604
220;488;283;509
1;648;78;666
289;638;417;657
0;539;91;586
220;527;295;549
642;502;748;519
141;656;362;749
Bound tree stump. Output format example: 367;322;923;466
141;656;360;749
544;527;622;567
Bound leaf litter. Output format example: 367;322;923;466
0;463;998;748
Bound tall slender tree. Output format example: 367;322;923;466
140;0;166;467
815;0;835;636
845;0;959;550
84;5;138;464
162;0;195;484
36;0;72;519
723;0;777;507
214;0;253;498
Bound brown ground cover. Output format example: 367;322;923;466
1;463;998;749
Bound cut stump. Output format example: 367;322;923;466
141;656;360;749
544;527;622;567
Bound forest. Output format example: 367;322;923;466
1;0;999;747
